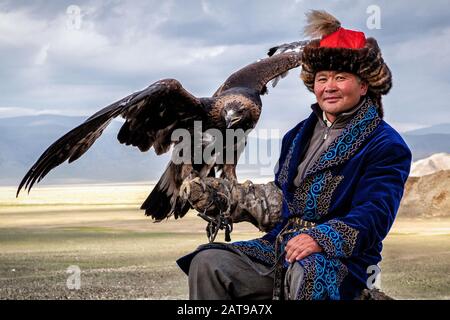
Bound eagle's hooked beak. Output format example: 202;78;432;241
226;116;241;129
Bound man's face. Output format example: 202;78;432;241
313;71;368;117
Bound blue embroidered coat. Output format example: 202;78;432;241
177;99;412;300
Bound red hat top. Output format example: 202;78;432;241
303;10;367;50
320;27;366;49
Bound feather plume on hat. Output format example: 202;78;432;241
303;10;341;39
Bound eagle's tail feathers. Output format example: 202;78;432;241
141;164;177;221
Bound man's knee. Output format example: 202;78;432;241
189;249;234;275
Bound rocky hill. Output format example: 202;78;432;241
410;153;450;177
398;169;450;218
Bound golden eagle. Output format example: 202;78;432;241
16;50;306;221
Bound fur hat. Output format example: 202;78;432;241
300;11;392;116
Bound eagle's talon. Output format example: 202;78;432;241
189;177;207;193
199;179;208;193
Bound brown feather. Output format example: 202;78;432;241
217;52;302;94
303;10;341;39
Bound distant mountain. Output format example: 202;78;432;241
398;169;450;218
401;123;450;160
404;123;450;135
410;153;450;177
402;134;450;161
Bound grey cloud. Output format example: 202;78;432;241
0;0;449;132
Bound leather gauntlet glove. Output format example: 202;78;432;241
180;177;282;232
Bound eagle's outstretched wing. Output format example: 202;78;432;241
213;50;305;96
266;40;311;88
267;40;311;57
16;79;203;197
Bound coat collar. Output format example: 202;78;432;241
313;97;366;129
278;97;381;190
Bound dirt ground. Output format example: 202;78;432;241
1;184;450;299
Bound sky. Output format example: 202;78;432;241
0;0;449;134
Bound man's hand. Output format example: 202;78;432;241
285;233;323;263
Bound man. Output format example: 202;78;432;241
177;10;412;300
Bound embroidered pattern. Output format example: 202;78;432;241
230;239;276;266
301;173;325;220
306;219;359;259
288;171;344;221
296;254;348;300
306;102;381;177
316;175;344;217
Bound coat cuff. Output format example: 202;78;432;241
305;219;359;259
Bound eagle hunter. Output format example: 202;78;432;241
16;50;307;222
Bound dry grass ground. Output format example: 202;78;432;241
1;184;449;299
